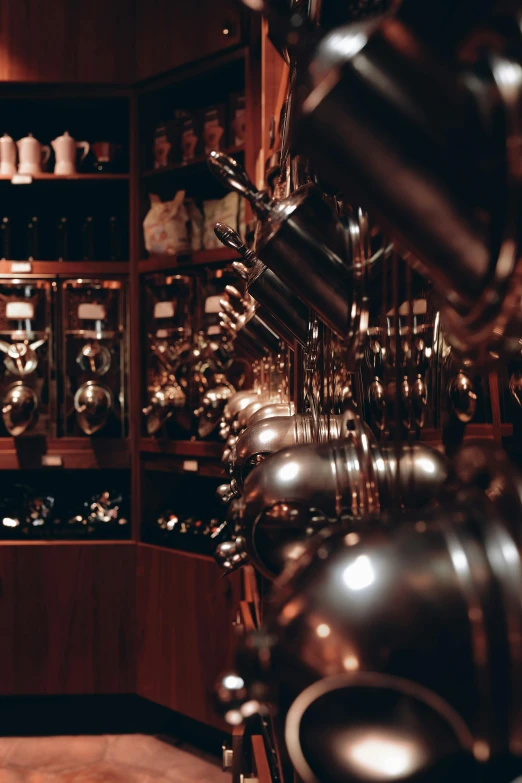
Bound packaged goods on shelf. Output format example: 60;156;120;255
143;191;189;256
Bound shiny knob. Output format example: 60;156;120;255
214;535;250;574
207;151;270;216
216;480;240;504
214;222;257;266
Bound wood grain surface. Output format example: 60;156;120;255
136;543;241;729
0;542;135;695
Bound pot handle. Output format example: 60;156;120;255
41;145;51;166
207;151;270;216
77;141;90;162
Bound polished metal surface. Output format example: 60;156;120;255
215;223;309;346
248;401;294;426
76;341;111;376
0;339;46;377
2;382;38;436
143;381;186;436
74;380;113;435
240;437;449;578
449;372;477;424
239;490;522;779
210;5;522;780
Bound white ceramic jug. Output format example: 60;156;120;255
17;134;51;175
0;134;16;176
52;131;89;175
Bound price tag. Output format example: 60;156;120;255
10;262;32;274
183;460;198;473
42;455;63;467
11;174;32;185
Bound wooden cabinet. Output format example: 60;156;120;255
136;543;241;729
0;0;133;82
0;542;135;695
135;0;243;82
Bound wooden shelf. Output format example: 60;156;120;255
139;248;236;274
140;438;223;458
0;437;130;470
0;539;135;546
138;540;213;562
142;145;244;179
0;261;129;276
0;173;129;182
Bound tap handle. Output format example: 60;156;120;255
214;222;257;267
208;151;270;216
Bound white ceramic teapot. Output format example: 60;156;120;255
0;134;16;176
52;131;89;175
17;134;51;175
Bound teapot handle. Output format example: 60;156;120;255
41;145;51;166
77;141;90;162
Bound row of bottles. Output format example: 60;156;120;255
0;214;126;261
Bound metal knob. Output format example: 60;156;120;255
214;222;257;266
216;480;240;504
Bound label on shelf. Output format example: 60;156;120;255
183;460;198;473
10;262;33;274
78;303;106;320
6;301;34;319
11;174;32;185
205;295;222;313
154;301;175;319
42;455;63;467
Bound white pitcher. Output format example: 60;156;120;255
0;134;16;176
52;131;90;175
17;134;51;175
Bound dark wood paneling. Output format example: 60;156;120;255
0;0;133;82
136;0;242;82
136;543;241;729
0;542;135;694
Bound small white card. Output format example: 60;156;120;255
10;262;32;273
42;455;63;467
205;295;222;313
78;303;106;320
6;301;34;319
11;174;32;185
154;301;175;319
183;460;198;472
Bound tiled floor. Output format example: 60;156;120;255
0;734;230;783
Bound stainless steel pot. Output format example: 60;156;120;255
208;152;361;342
240;436;449;578
238;489;522;780
214;223;309;347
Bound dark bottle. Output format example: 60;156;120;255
27;216;39;261
0;217;11;260
81;216;95;261
56;217;69;261
108;216;121;261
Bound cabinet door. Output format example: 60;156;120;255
136;544;241;729
136;0;242;82
0;542;135;695
0;0;133;82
